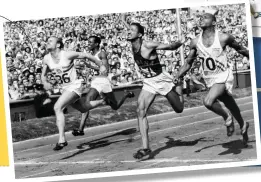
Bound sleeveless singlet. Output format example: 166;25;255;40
133;40;162;78
46;50;78;86
94;50;101;61
93;50;108;78
196;29;228;78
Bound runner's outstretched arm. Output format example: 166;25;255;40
177;39;197;79
145;40;183;51
66;51;103;66
226;34;249;58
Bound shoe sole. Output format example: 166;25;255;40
53;142;68;151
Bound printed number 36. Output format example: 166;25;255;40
55;73;71;84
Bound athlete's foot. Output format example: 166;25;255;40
225;114;234;137
241;122;249;147
53;141;68;151
72;129;84;136
133;148;152;160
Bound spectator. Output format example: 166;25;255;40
3;4;248;101
189;67;207;92
33;84;56;118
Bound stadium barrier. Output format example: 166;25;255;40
9;70;250;122
10;84;143;122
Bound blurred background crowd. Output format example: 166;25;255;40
4;4;249;101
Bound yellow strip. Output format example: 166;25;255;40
0;51;9;166
251;4;255;15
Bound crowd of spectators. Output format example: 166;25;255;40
4;4;249;101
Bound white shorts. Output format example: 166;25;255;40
204;69;234;95
143;71;174;95
91;76;112;94
61;79;84;97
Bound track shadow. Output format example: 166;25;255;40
219;140;254;155
195;139;255;155
145;136;206;160
77;128;137;149
60;128;137;160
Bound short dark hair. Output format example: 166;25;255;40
89;35;101;45
131;22;144;36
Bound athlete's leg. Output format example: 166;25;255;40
83;88;102;110
203;83;236;136
218;92;244;128
203;83;228;120
70;88;100;135
218;91;249;144
53;90;79;145
137;89;156;150
165;85;184;113
103;90;135;110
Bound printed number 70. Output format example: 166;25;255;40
201;57;216;71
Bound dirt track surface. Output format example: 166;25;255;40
13;96;257;179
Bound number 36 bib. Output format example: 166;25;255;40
46;51;79;87
196;29;228;78
53;67;72;85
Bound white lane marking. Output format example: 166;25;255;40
15;101;252;153
18;120;255;179
18;109;254;163
16;158;241;166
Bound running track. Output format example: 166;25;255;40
13;96;257;179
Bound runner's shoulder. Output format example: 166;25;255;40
98;50;107;59
143;40;159;50
43;54;50;64
218;32;232;42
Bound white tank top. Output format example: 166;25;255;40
46;50;78;86
94;50;101;61
93;50;109;78
196;29;228;78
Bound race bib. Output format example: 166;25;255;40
53;68;71;84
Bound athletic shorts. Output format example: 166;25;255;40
204;69;234;95
61;79;84;97
142;71;175;96
91;76;113;94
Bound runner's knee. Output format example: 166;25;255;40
203;97;214;108
54;103;63;113
84;94;97;110
174;104;183;113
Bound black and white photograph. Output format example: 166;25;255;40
1;0;260;180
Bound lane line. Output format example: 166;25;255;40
19;109;253;163
14;100;253;153
16;158;242;165
18;123;255;179
16;102;252;154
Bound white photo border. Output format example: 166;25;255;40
0;0;260;181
